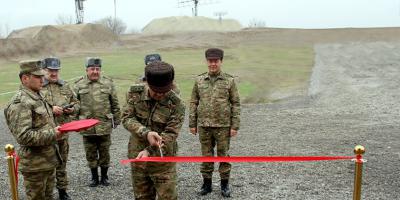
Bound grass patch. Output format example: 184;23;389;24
0;45;313;108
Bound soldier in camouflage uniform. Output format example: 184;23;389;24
139;54;162;82
4;60;64;200
189;48;241;197
41;57;79;200
139;54;180;95
74;57;121;187
122;61;185;200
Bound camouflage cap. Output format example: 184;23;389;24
85;57;102;68
43;57;61;70
145;61;174;93
144;54;162;65
19;60;45;76
205;48;224;60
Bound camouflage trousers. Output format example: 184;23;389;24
198;126;231;180
21;169;56;200
83;135;111;168
56;138;69;190
131;166;177;200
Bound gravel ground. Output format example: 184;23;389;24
1;42;400;199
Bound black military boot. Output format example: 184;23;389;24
221;179;231;198
100;167;110;186
89;168;99;187
58;189;72;200
199;178;212;195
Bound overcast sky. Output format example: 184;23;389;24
1;0;400;34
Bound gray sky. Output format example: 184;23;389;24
1;0;400;34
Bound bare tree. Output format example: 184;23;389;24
55;14;74;25
0;25;3;38
248;18;266;28
94;16;127;35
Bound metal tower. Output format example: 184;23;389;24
75;0;85;24
178;0;218;17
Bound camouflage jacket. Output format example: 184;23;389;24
4;85;60;172
42;79;80;139
74;75;121;136
189;71;241;130
122;84;185;174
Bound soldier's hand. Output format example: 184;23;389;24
230;129;238;137
63;107;74;114
136;150;150;159
55;126;64;140
147;131;163;146
53;106;64;116
190;128;197;135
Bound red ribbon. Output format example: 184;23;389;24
120;156;354;165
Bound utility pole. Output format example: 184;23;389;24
114;0;117;20
114;0;117;33
214;11;227;23
194;0;198;16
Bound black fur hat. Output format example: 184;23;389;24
145;61;174;93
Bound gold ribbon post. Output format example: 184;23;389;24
5;144;19;200
353;145;365;200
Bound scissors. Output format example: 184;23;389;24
158;143;163;158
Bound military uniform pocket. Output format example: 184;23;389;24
98;88;111;106
60;88;72;96
78;88;90;94
100;88;111;97
198;84;209;96
135;107;149;121
77;88;90;101
216;84;230;98
32;106;49;128
152;110;169;124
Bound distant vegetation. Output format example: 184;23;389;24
94;16;127;35
248;18;266;28
55;14;75;25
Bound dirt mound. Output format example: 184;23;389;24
120;27;400;52
2;24;117;59
142;16;242;34
0;38;42;58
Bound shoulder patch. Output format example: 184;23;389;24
169;92;182;105
74;76;84;84
223;72;234;78
130;84;145;93
63;80;71;87
13;91;22;103
197;72;207;76
57;79;65;86
102;75;113;82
